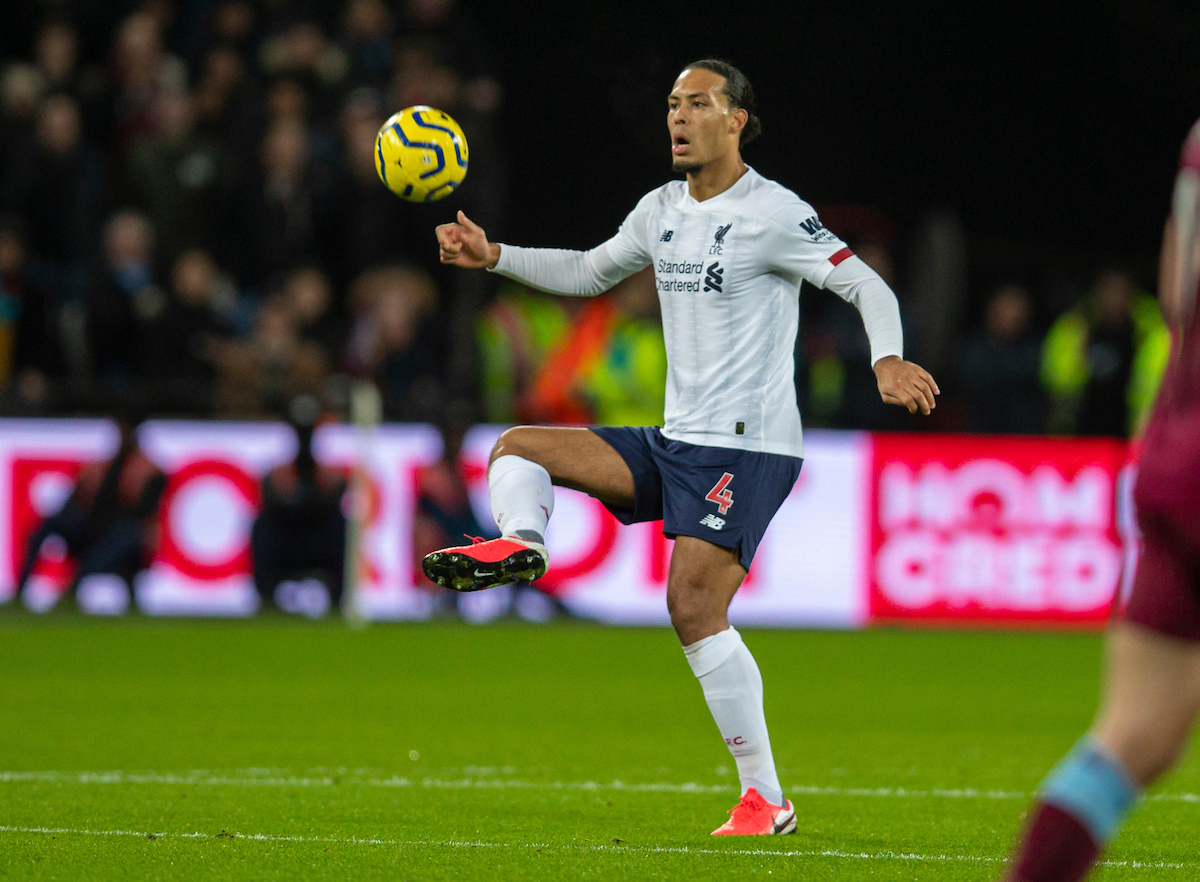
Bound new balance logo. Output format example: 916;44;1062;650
699;513;726;531
703;261;723;293
709;222;732;254
660;230;674;241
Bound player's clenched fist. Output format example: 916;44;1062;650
436;210;501;269
873;355;940;415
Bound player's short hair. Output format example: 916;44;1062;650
681;59;762;145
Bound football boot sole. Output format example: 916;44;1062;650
422;547;548;592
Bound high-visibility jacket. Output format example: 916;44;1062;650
1041;292;1171;435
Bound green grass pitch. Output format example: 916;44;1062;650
2;613;1198;880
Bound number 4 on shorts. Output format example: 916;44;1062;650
705;472;735;514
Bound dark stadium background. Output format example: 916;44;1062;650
4;1;1196;261
478;1;1199;268
0;0;1197;425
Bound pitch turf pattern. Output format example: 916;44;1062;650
2;616;1199;880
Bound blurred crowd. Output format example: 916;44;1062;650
794;208;1170;439
0;0;506;422
0;1;1171;438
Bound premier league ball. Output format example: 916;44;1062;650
374;106;469;202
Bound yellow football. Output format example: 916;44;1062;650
374;106;468;202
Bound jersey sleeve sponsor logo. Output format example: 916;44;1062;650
702;262;724;293
799;216;839;243
709;222;733;255
705;472;735;513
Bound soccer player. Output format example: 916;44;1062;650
1002;119;1200;881
425;59;939;835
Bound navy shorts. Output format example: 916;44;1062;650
590;426;803;571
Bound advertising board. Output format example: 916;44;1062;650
0;421;1139;629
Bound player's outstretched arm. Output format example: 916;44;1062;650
436;211;501;269
874;355;940;415
441;204;649;297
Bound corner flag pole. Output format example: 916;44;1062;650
342;379;382;627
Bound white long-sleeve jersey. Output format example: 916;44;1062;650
491;167;903;458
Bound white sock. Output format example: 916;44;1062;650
684;627;784;807
488;455;554;540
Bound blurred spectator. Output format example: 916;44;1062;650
1041;269;1170;437
109;12;186;160
191;43;260;163
250;395;346;614
267;74;343;188
398;0;502;115
327;90;417;285
225;117;331;287
138;248;233;411
960;283;1045;434
265;75;307;125
580;268;667;426
2;93;107;309
125;89;225;265
193;1;260;64
34;20;107;142
342;0;394;89
478;282;570;424
0;217;63;409
14;414;165;608
279;265;343;363
520;267;666;426
87;210;159;385
345;264;441;419
216;292;327;416
0;64;44;173
258;19;347;125
391;39;460;112
35;21;77;93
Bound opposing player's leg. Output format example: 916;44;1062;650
1004;623;1200;881
668;536;795;835
422;427;635;592
1004;517;1200;881
1093;624;1200;785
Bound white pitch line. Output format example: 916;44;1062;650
3;769;1200;805
0;770;731;793
0;824;1190;869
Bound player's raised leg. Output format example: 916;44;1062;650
421;427;635;592
668;536;795;836
1003;622;1200;881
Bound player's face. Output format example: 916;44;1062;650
667;69;745;173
